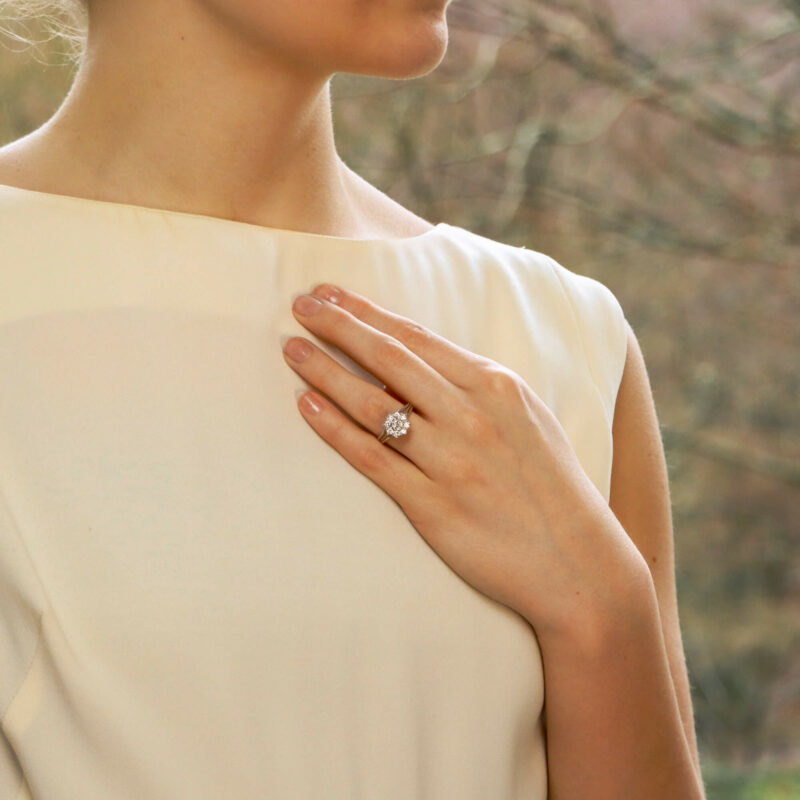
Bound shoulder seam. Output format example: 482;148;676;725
544;256;613;427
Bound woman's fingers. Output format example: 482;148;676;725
282;334;447;477
292;387;439;522
310;283;493;392
290;292;460;423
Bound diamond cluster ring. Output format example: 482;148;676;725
377;402;414;444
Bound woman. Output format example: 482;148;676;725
0;0;705;798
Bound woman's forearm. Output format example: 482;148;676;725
533;562;706;800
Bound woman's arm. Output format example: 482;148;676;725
282;283;705;798
610;320;703;784
535;321;705;800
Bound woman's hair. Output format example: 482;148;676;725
0;0;88;67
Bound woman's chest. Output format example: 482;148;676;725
0;307;545;712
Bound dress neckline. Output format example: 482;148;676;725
0;181;450;245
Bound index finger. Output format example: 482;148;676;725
310;283;491;390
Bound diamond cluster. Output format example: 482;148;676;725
383;410;411;438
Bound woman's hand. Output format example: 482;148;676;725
281;283;650;640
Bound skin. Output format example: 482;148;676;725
0;0;452;237
609;322;704;787
282;284;706;798
0;0;704;795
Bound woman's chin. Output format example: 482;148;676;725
346;18;449;80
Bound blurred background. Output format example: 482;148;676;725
1;0;798;796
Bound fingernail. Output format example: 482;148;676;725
294;294;323;315
301;392;322;414
313;284;343;304
285;338;312;362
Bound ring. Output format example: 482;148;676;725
377;401;414;444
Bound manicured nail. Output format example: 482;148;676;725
285;338;312;362
294;294;323;315
301;393;322;414
313;284;343;304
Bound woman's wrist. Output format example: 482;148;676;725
530;550;707;800
524;536;657;654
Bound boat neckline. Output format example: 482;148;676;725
0;182;450;245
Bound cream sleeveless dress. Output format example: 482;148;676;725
0;182;628;800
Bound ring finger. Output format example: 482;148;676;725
282;335;444;473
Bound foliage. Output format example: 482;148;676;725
703;762;800;800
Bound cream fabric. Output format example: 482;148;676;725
0;183;628;800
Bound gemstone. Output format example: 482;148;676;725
383;411;410;438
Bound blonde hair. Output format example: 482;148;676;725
0;0;88;67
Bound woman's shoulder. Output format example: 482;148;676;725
439;221;626;326
445;225;629;424
0;131;65;194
